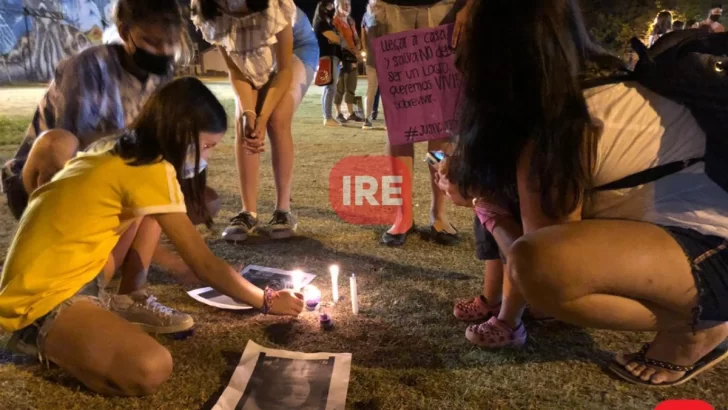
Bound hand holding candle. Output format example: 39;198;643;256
330;265;340;303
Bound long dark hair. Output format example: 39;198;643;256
313;0;335;27
452;0;621;218
192;0;270;21
114;77;227;224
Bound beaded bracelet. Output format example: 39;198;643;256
261;286;276;314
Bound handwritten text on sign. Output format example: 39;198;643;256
373;24;461;145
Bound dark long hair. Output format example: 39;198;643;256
192;0;270;21
114;77;227;224
452;0;621;218
313;0;335;28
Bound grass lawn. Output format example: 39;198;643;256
0;80;726;410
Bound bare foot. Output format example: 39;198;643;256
432;219;457;234
615;323;728;384
386;215;414;235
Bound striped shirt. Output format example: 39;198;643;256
13;44;170;162
192;0;296;88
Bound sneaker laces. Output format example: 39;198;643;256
230;212;255;228
269;211;291;226
141;295;176;316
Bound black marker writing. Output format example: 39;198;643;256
395;94;434;110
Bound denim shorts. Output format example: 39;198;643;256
661;226;728;324
11;272;108;361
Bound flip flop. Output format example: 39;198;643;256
608;340;728;388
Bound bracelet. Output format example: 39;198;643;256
261;286;276;314
242;109;257;118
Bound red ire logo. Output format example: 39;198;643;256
329;156;412;225
655;400;713;410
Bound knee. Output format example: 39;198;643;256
118;344;173;396
508;237;559;307
34;129;80;157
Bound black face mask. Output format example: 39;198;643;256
130;37;173;75
711;13;722;22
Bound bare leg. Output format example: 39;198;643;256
483;260;504;305
235;92;260;214
498;263;527;328
427;138;455;234
386;142;414;234
43;301;173;396
266;57;310;212
22;129;79;194
118;217;163;294
511;219;728;383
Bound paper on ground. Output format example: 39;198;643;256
213;340;352;410
187;265;316;310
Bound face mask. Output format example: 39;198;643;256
130;37;174;75
711;13;722;22
182;146;208;179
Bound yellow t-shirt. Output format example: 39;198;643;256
0;147;186;332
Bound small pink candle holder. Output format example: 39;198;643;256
319;302;334;330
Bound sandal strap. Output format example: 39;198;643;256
633;343;695;372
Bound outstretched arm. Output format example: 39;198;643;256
154;212;304;315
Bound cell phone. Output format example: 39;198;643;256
425;151;446;167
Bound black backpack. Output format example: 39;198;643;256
585;30;728;192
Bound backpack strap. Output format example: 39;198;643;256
594;157;704;191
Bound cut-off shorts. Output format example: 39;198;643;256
661;226;728;325
11;272;108;362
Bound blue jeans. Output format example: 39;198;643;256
321;56;341;120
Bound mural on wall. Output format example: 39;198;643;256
0;0;115;83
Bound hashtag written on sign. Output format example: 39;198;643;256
404;127;419;142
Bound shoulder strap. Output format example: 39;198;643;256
594;158;704;191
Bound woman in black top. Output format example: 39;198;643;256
314;0;343;127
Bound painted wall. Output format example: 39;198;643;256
0;0;115;83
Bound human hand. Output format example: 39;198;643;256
268;289;305;316
452;0;473;48
244;115;266;154
434;157;472;207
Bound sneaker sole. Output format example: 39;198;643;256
132;320;195;334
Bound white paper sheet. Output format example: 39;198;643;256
187;265;316;310
213;341;352;410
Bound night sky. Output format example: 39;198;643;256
187;0;368;51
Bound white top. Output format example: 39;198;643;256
191;0;295;88
583;82;728;239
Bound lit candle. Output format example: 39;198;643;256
291;269;304;292
303;285;321;311
329;265;340;303
350;274;359;315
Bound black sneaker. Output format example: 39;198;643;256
362;119;373;130
348;113;365;122
222;211;259;242
262;210;298;239
335;113;348;124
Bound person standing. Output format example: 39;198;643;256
192;0;318;242
373;0;462;247
314;0;343;127
699;4;725;33
332;0;363;124
648;11;672;47
361;0;385;130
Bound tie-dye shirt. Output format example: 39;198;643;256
13;44;171;162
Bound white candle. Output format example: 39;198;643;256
292;269;304;292
350;274;359;315
330;265;340;302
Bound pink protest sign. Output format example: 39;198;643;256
373;24;461;145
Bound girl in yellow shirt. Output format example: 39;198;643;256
0;77;304;396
